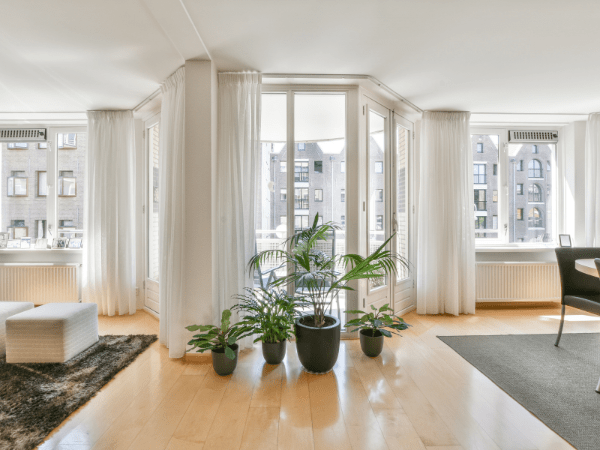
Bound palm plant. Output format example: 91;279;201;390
248;214;409;328
233;288;308;343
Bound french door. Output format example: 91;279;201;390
145;116;160;313
363;96;414;314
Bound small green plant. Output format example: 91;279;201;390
186;309;240;360
233;288;307;344
344;304;410;337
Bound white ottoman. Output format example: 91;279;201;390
6;303;98;363
0;302;35;357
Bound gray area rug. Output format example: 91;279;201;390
438;333;600;450
0;334;157;450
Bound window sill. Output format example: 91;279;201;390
476;246;556;253
0;248;83;254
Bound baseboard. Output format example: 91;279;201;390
143;306;159;320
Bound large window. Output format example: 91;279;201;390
473;164;487;184
528;159;542;178
295;161;309;182
472;134;499;239
1;130;85;246
294;188;309;209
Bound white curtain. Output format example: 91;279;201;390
158;67;187;357
585;113;600;246
84;110;136;315
416;111;476;315
216;72;261;350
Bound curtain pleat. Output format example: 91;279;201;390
585;113;600;246
216;72;261;350
83;110;136;315
416;111;476;315
158;67;187;357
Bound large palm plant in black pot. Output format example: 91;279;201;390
249;214;408;373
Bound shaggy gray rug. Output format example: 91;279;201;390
439;333;600;450
0;334;157;450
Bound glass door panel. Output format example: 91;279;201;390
145;120;160;313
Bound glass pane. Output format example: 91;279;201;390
148;123;160;281
256;93;288;287
396;124;409;281
57;132;85;243
294;92;347;313
369;110;386;288
1;142;47;242
472;134;499;239
508;143;554;243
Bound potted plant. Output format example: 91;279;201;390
233;287;306;364
345;304;410;357
186;309;241;376
249;214;407;373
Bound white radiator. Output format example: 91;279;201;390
476;262;560;302
0;264;80;304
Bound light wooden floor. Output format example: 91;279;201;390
36;304;600;450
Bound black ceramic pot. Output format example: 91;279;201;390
211;344;239;376
295;314;341;373
359;329;384;357
262;340;287;365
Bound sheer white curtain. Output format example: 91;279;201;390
84;110;136;315
416;111;476;315
158;67;187;357
216;72;261;350
585;113;600;246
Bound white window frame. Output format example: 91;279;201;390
471;126;559;248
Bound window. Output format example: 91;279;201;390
528;183;543;202
474;189;486;211
314;189;323;202
295;215;309;230
374;161;383;174
477;143;483;153
297;143;305;151
58;133;77;149
341;215;346;227
517;184;524;195
314;161;323;173
528;159;542;178
473;164;486;184
58;171;76;197
475;217;486;229
341;189;345;202
376;189;383;202
294;188;309;209
375;215;383;230
280;161;287;172
36;171;48;197
294;161;309;182
547;161;551;172
280;188;287;201
7;176;27;197
8;143;28;150
528;208;543;228
147;122;160;282
341;161;345;173
57;132;85;240
493;190;498;203
532;144;538;154
493;164;497;175
517;208;524;220
493;215;498;229
517;160;524;171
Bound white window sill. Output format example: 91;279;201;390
476;246;556;253
0;248;83;254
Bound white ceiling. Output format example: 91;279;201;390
1;0;599;114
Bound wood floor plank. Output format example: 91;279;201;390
239;406;280;450
250;362;283;407
278;362;314;450
373;408;427;450
166;437;204;450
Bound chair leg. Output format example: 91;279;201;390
555;304;566;347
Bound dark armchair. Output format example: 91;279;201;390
554;248;600;346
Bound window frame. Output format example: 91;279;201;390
471;126;559;248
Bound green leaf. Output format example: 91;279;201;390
370;305;377;311
227;335;237;345
380;329;392;338
224;346;236;360
221;309;232;332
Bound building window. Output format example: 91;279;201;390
341;189;345;202
341;215;346;227
477;143;483;153
294;188;309;209
517;184;524;195
7;175;28;197
493;215;498;229
493;190;498;203
528;207;543;228
280;161;287;172
314;161;323;173
517;208;524;220
473;164;486;184
547;161;551;172
295;215;309;230
297;143;305;151
475;217;486;229
280;216;287;226
294;161;309;182
58;171;76;197
376;189;383;202
58;133;77;149
528;183;543;202
341;161;345;173
375;161;383;174
280;188;287;201
474;189;486;211
8;143;28;150
375;215;383;230
314;189;323;202
493;164;497;175
532;144;538;154
517;160;524;171
36;171;48;197
528;159;542;178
